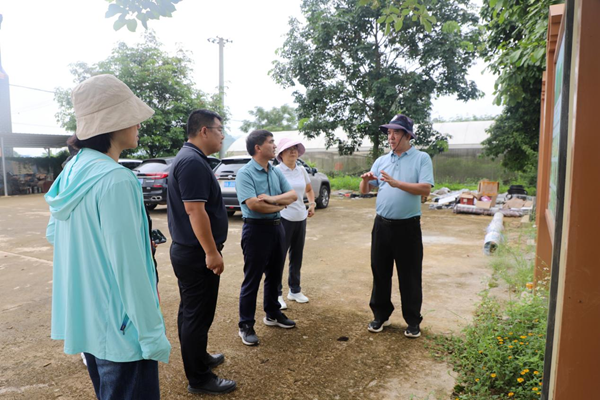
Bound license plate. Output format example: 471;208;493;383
224;181;235;188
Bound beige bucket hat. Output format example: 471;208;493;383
71;74;154;140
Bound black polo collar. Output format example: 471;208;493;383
183;142;207;160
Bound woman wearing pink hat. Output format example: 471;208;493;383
275;137;316;309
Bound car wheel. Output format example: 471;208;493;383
316;185;330;209
227;210;236;217
146;204;158;211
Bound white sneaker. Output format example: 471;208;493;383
278;296;287;310
287;291;309;303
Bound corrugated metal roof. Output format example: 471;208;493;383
0;132;70;148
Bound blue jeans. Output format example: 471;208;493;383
84;353;160;400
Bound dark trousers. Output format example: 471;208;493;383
239;223;286;326
369;215;423;327
170;243;220;386
84;353;159;400
279;218;307;295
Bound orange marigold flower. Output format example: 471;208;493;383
508;393;514;397
534;371;539;375
517;378;525;383
491;373;497;378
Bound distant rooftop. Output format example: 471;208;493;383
226;120;494;154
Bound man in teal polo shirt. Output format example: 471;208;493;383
360;114;434;338
235;130;298;346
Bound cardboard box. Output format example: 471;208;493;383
459;192;476;205
476;180;499;209
478;180;499;196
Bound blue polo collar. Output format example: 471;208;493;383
249;157;272;172
389;146;415;160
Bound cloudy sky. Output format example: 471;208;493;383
1;0;501;155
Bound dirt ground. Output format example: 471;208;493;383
0;193;510;399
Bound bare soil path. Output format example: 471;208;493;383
0;194;499;399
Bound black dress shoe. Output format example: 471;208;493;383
188;376;237;395
204;353;225;369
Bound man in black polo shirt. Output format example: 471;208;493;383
167;109;236;395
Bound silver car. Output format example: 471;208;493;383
215;156;330;216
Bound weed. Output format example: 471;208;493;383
433;225;547;399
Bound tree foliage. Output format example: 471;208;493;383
271;0;482;158
240;105;298;133
105;0;182;31
55;32;225;158
479;0;562;173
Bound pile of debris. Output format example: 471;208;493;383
428;182;534;217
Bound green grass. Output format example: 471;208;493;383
432;226;548;400
327;175;537;196
328;175;362;191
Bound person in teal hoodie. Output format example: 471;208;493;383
45;74;171;400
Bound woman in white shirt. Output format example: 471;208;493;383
275;138;316;309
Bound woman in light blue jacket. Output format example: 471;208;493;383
45;75;170;400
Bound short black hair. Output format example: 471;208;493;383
66;132;114;154
246;130;273;156
187;109;222;138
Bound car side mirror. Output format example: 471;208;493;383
312;167;318;175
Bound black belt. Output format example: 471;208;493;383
173;241;225;252
376;215;420;225
243;218;281;226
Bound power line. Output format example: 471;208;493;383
9;84;56;94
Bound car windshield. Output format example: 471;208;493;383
208;158;221;170
135;162;169;173
214;159;250;178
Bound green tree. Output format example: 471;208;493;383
479;0;562;174
105;0;182;31
55;32;225;158
271;0;482;158
240;105;298;133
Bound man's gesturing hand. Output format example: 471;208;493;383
361;171;376;181
380;171;399;188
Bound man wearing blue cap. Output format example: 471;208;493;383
359;114;434;338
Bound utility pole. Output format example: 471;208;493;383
207;36;231;158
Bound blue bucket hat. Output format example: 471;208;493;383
379;114;415;138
